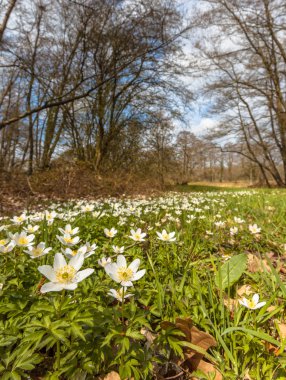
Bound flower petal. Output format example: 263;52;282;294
108;289;117;297
73;237;80;244
63;283;78;290
75;268;94;282
252;293;259;304
129;258;140;272
104;263;115;275
125;293;133;299
121;280;133;287
109;272;121;283
117;255;126;267
40;282;63;293
38;265;56;282
132;269;146;281
85;251;94;258
69;252;84;270
27;234;35;242
254;301;266;309
54;253;67;270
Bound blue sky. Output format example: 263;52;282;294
173;0;220;136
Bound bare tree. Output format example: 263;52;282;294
0;0;17;43
0;0;192;174
193;0;286;186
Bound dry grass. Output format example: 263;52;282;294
187;181;252;188
0;162;163;215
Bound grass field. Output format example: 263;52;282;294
1;188;286;379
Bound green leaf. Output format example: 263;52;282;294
125;329;144;340
50;329;70;345
10;371;22;380
215;254;247;289
70;322;86;341
222;327;280;346
0;335;18;347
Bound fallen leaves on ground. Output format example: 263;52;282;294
160;317;222;379
247;254;271;273
101;371;121;380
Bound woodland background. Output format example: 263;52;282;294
1;0;286;208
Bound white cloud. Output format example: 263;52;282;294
189;117;219;135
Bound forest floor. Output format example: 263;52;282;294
0;165;265;217
1;188;286;379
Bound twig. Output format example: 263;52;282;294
164;371;184;380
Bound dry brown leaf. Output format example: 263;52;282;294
102;371;121;380
277;322;286;340
196;360;223;380
161;321;174;330
264;341;278;354
237;285;252;296
140;327;156;347
189;325;217;352
160;317;218;378
247;254;271;273
175;318;193;342
161;318;217;354
223;297;238;312
267;305;277;313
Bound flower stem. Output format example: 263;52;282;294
55;290;66;371
121;288;125;369
121;288;125;325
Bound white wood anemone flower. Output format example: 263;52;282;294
81;204;95;212
25;242;52;258
108;287;133;302
112;245;125;254
105;254;145;287
129;228;146;242
56;233;80;246
104;227;118;238
58;224;79;236
62;244;96;259
9;231;35;247
156;229;176;242
249;224;261;234
11;214;27;225
98;257;112;268
0;238;9;247
44;211;57;225
24;224;40;233
38;252;94;293
238;293;266;310
0;241;15;253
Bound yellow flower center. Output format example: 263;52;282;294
64;236;73;244
56;265;76;283
246;299;256;309
18;237;29;246
0;239;7;246
117;267;133;282
116;289;124;298
32;248;43;256
71;250;77;256
134;234;141;240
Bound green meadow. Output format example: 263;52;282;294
1;189;286;379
